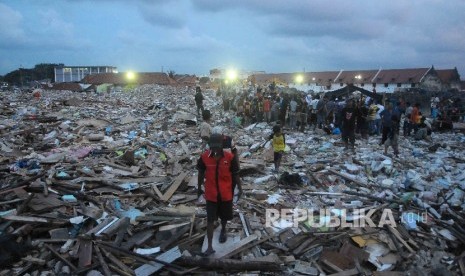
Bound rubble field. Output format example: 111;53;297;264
1;86;465;276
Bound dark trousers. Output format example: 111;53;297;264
381;126;391;144
341;128;355;147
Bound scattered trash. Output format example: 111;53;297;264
0;86;464;275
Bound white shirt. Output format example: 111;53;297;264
375;104;384;120
200;122;211;138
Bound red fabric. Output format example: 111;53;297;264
201;150;234;202
263;99;271;112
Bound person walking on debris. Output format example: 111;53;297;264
410;103;421;134
195;86;204;116
199;110;212;149
279;94;290;128
263;96;272;123
403;102;413;136
269;125;286;172
356;98;369;139
384;113;400;156
298;95;308;132
374;101;384;136
271;97;280;123
380;103;400;146
309;97;318;130
197;134;242;256
341;98;357;151
367;100;379;135
243;98;252;125
289;96;298;130
316;96;327;130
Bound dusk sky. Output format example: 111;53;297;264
1;0;464;78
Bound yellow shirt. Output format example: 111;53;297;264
272;134;285;152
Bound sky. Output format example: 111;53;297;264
1;0;465;78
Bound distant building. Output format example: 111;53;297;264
54;65;117;83
249;66;461;93
81;72;176;85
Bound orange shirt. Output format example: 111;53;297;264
410;107;419;123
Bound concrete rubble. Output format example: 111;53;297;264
1;86;465;275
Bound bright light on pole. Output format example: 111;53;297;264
295;74;304;84
227;70;237;81
126;71;135;80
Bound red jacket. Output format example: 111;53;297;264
200;150;235;202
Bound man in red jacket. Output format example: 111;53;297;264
197;134;242;256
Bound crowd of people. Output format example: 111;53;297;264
196;85;465;150
193;84;463;255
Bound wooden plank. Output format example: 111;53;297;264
78;239;93;268
160;172;188;202
327;268;360;276
3;215;64;224
160;225;190;251
86;217;118;235
101;248;135;276
327;169;370;187
202;227;258;259
94;245;112;276
44;244;77;271
322;259;344;272
458;251;465;276
159;222;190;232
80;176;165;184
239;212;250;237
134;246;182;276
151;184;164;199
387;226;415;253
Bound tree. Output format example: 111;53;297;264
199;77;210;85
168;70;175;79
2;63;62;86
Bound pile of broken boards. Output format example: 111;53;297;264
0;87;464;275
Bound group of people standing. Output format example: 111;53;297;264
192;85;450;256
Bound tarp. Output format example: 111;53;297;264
324;84;383;102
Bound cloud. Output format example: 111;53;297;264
160;27;229;52
137;1;185;29
0;3;28;47
33;9;90;49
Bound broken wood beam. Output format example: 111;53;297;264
2;215;66;224
78;239;93;268
44;243;77;271
160;172;188;202
387;226;415;254
342;190;402;204
327;267;360;276
101;248;135;276
97;242;185;273
94;244;112;276
327;169;370;187
177;256;282;272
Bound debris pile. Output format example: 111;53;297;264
1;87;464;275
